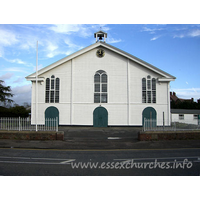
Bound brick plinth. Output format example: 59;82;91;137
0;131;64;140
139;130;200;141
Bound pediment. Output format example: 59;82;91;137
26;41;176;81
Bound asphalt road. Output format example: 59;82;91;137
0;148;199;175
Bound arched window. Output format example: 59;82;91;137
55;78;59;103
152;78;156;103
142;78;146;103
45;75;60;103
142;76;156;103
45;78;50;103
94;70;107;103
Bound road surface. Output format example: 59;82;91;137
0;148;199;175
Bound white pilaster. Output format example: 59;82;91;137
127;58;130;125
70;59;74;125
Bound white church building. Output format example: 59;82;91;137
26;31;176;127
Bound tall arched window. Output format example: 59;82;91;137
55;78;59;103
152;78;156;103
142;75;156;103
142;78;146;103
94;70;107;103
45;75;60;103
45;78;50;103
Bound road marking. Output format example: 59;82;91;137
114;156;199;162
107;137;121;140
1;147;200;152
0;156;70;161
60;159;76;164
0;160;61;165
0;156;76;165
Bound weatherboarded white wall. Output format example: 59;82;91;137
171;113;198;125
31;47;170;126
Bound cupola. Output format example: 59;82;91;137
94;31;107;43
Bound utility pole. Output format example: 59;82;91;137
35;41;38;131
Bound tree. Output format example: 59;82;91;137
23;102;31;108
0;80;14;106
10;105;29;117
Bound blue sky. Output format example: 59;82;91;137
0;24;200;105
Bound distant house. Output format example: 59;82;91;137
170;92;200;110
170;92;194;104
171;109;200;125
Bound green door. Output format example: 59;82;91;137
142;107;157;127
198;115;200;125
93;107;108;127
45;106;59;126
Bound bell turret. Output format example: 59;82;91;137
94;31;107;43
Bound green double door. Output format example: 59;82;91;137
45;106;59;125
93;107;108;127
142;107;157;127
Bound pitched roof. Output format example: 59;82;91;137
26;41;176;81
171;109;200;114
170;92;194;103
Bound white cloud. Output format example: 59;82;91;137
5;58;26;65
142;25;200;40
0;46;4;57
45;42;59;58
141;26;165;40
13;77;25;84
188;29;200;37
12;84;32;105
171;88;200;101
44;37;84;58
49;24;81;34
46;52;59;58
19;40;36;50
49;24;110;38
150;36;160;41
173;29;200;38
46;42;58;52
64;38;84;50
0;28;18;46
4;67;28;73
107;37;122;44
0;72;14;80
142;26;164;33
173;34;185;39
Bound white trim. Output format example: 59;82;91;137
27;77;44;82
127;58;130;125
26;42;176;81
167;82;170;124
158;78;175;82
70;59;73;125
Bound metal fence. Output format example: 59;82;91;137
0;117;58;131
143;118;200;132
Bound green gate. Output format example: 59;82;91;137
142;107;157;127
93;107;108;127
45;106;59;126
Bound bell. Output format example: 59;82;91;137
99;36;103;40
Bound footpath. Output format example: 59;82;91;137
0;138;200;150
0;127;200;150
